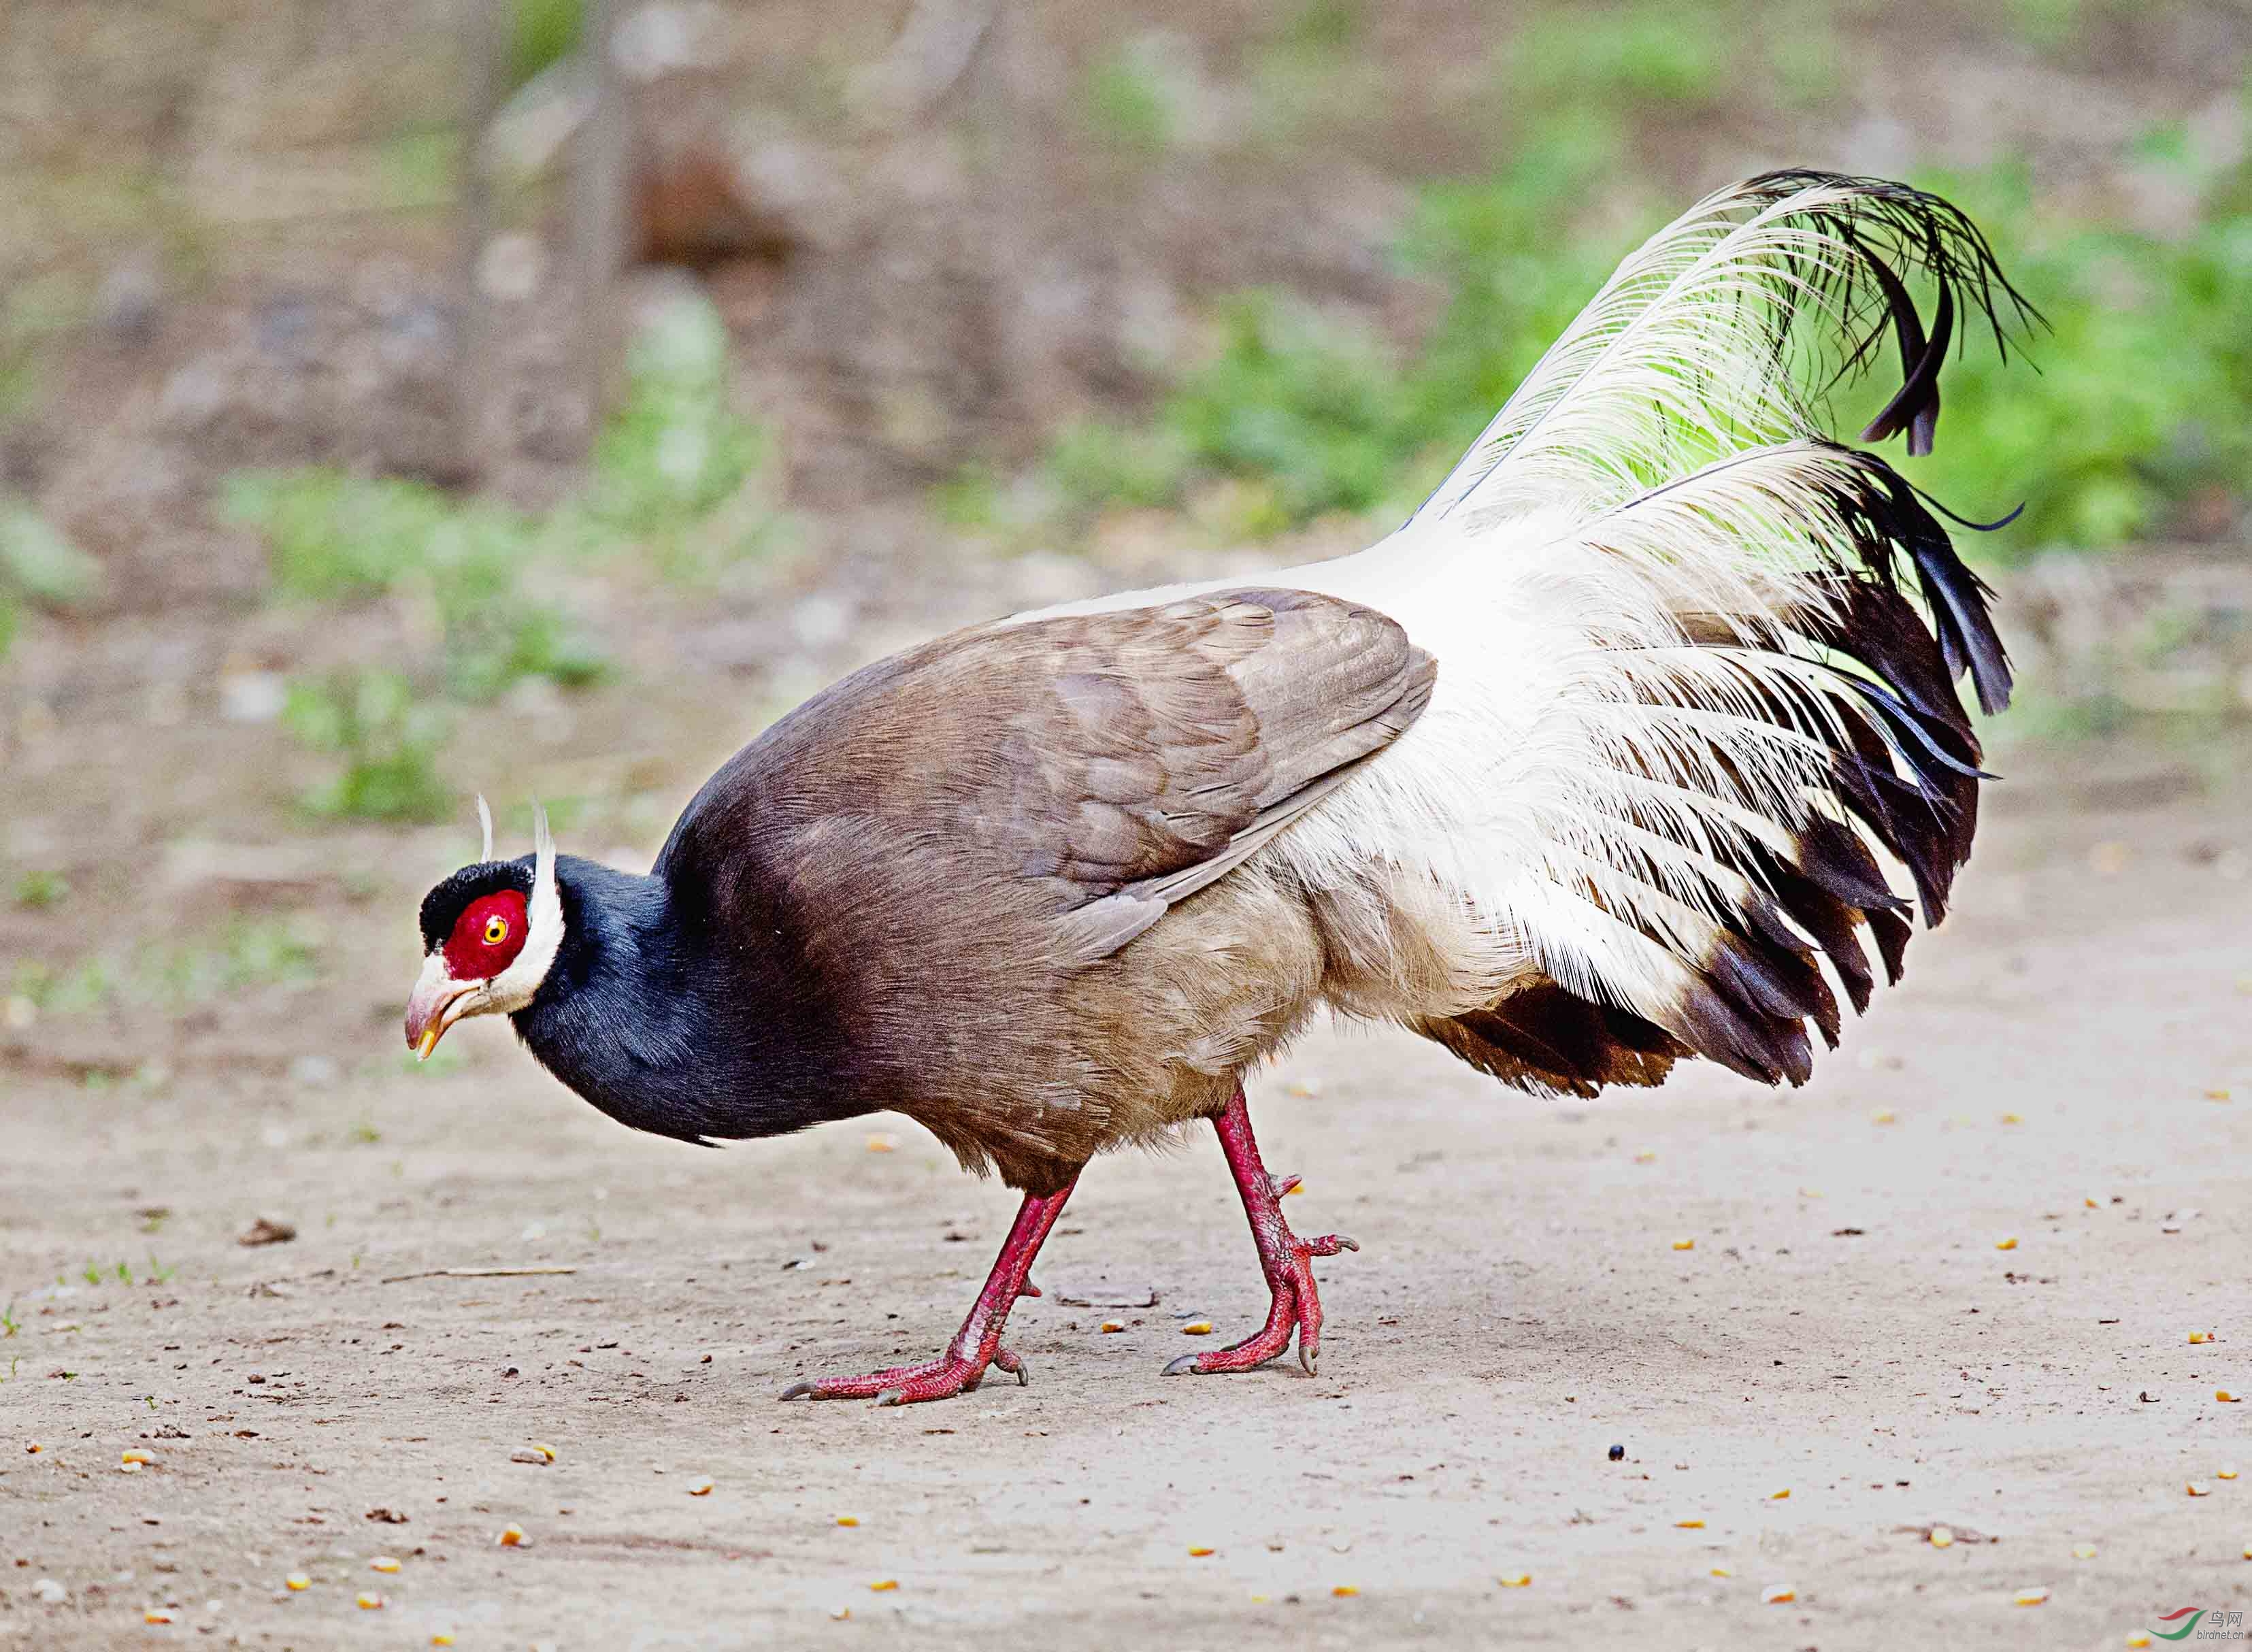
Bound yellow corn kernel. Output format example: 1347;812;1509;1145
2013;1588;2049;1606
121;1449;153;1466
868;1579;898;1592
432;1637;457;1647
356;1592;384;1610
2188;1483;2211;1497
2000;1112;2023;1125
2220;1468;2240;1481
2190;1331;2213;1344
2130;1634;2155;1648
1870;1108;1897;1125
2243;1542;2251;1562
497;1524;525;1547
1930;1526;1955;1549
1182;1322;1214;1336
369;1556;401;1574
1710;1566;1733;1578
2073;1544;2097;1559
689;1478;714;1496
1331;1585;1359;1598
1498;1572;1531;1587
1761;1583;1795;1604
284;1574;312;1591
829;1607;851;1621
1671;1238;1695;1251
1632;1150;1656;1163
865;1135;895;1153
1099;1321;1125;1334
529;1442;557;1462
835;1515;859;1527
1995;1237;2018;1251
144;1608;174;1625
2085;1196;2100;1208
1188;1546;1214;1557
1674;1518;1706;1529
1770;1488;1791;1500
2221;1389;2242;1403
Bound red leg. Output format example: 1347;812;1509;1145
1165;1085;1356;1379
779;1179;1076;1406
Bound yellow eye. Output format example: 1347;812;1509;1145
483;916;510;946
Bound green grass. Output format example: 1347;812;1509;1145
225;289;781;817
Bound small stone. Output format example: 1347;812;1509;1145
1607;1444;1625;1461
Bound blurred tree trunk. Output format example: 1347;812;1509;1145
454;0;509;482
574;0;632;452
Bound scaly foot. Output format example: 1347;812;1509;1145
779;1346;1027;1406
1163;1089;1358;1378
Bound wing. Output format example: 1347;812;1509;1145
992;588;1436;963
657;587;1435;970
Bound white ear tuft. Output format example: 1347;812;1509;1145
531;799;554;873
485;797;565;1014
476;794;495;863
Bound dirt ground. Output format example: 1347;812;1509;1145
2;733;2248;1651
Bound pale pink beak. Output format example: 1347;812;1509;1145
404;954;481;1061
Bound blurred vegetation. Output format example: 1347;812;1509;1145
1022;43;2252;563
223;290;785;821
10;914;324;1020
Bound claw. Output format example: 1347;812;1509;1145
778;1380;818;1401
1163;1353;1204;1376
1269;1172;1302;1199
992;1348;1031;1385
875;1387;907;1408
1299;1342;1318;1377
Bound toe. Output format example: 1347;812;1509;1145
778;1380;820;1401
1162;1353;1205;1376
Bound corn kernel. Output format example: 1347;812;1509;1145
529;1442;557;1462
868;1579;898;1592
144;1608;174;1625
1632;1150;1657;1163
1331;1585;1359;1598
829;1607;851;1621
2188;1483;2211;1497
1761;1583;1795;1604
865;1135;895;1153
1995;1236;2018;1251
1188;1546;1214;1557
1671;1238;1695;1251
2130;1634;2155;1648
1930;1526;1954;1549
1182;1322;1214;1336
2085;1196;2100;1208
835;1515;859;1527
23;1443;38;1453
1674;1518;1706;1529
2000;1112;2023;1125
432;1637;457;1647
1870;1109;1896;1125
1099;1321;1125;1334
2221;1390;2242;1403
369;1556;401;1574
356;1592;384;1610
121;1449;153;1466
2073;1544;2097;1559
1709;1566;1733;1578
497;1524;525;1547
1770;1488;1790;1500
2220;1468;2240;1481
2190;1331;2212;1344
284;1574;312;1591
2013;1587;2049;1606
1498;1572;1531;1587
689;1478;714;1496
2243;1542;2251;1562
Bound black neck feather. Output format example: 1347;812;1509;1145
510;857;867;1145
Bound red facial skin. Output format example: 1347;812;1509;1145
442;890;529;980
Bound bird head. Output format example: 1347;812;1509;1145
405;797;564;1061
